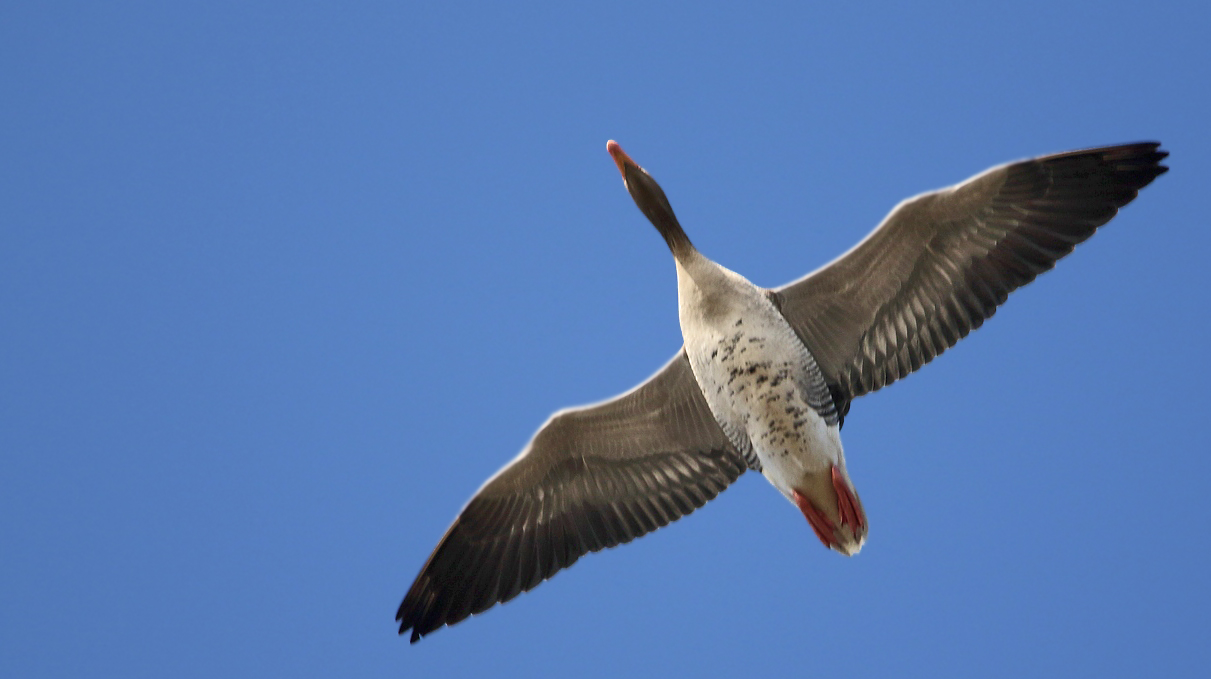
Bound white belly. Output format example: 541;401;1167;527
673;253;864;553
682;310;845;500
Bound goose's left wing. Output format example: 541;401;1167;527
771;142;1168;415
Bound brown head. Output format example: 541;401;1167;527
607;140;694;259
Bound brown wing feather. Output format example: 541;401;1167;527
396;350;745;642
774;142;1168;408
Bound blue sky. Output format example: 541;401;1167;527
2;2;1208;677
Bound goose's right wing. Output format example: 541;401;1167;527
397;350;746;642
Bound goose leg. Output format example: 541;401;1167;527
792;488;835;549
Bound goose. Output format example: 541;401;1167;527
397;140;1167;642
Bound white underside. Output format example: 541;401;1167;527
674;254;849;502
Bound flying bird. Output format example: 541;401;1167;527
397;140;1167;642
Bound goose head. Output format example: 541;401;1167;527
608;140;694;259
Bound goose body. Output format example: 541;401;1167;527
674;250;865;553
397;139;1167;642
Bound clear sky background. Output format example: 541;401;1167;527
2;2;1208;677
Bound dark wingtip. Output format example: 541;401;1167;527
397;588;434;643
1113;141;1169;193
1067;141;1169;198
398;612;430;644
1100;141;1168;173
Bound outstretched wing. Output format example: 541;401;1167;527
772;142;1168;412
397;350;746;642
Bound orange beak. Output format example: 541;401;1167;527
606;140;638;180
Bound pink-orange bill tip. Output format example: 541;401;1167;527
606;140;634;178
